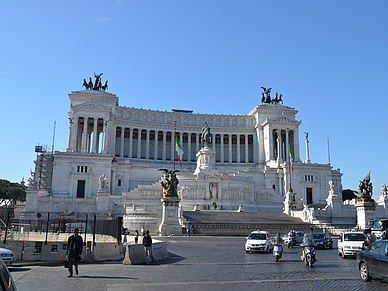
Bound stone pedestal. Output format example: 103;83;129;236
356;200;376;229
159;196;182;236
97;191;110;213
284;188;296;215
326;192;344;224
194;147;216;175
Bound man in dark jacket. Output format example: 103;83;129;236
143;230;152;263
66;228;83;277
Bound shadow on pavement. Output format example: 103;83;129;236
79;275;136;280
150;252;185;265
9;267;32;272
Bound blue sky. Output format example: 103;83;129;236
1;1;387;199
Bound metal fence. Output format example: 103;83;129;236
9;215;123;245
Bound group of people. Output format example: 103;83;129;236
65;228;154;277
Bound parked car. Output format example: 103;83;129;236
312;233;333;249
356;239;388;281
0;258;17;290
338;231;366;258
283;231;305;246
245;231;273;253
0;249;15;267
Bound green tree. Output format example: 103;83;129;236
0;179;27;206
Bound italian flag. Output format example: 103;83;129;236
176;136;184;167
289;143;294;173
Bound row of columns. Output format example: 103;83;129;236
272;128;296;163
67;117;107;154
115;126;254;163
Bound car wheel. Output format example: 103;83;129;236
360;262;372;282
245;250;249;254
338;249;341;256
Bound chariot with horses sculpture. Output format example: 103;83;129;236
261;86;283;104
83;72;108;91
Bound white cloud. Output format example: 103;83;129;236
89;16;110;23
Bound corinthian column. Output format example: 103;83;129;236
92;118;98;153
245;134;249;163
137;129;141;159
187;133;192;162
162;131;167;161
128;128;133;158
146;129;150;159
154;130;158;160
120;127;125;157
81;117;88;153
67;117;74;152
228;135;232;163
102;120;107;153
237;134;241;163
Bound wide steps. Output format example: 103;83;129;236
182;211;320;236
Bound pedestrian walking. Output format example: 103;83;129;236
185;226;191;237
135;230;139;244
143;230;153;263
66;228;83;277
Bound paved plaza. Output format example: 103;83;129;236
11;236;388;291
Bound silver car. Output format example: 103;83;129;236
0;249;15;267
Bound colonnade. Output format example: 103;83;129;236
67;117;106;153
271;128;296;163
114;126;255;164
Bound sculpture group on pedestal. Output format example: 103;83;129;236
158;169;179;197
261;87;283;104
357;173;374;203
83;72;108;91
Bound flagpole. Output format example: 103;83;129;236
287;131;292;193
173;121;177;171
288;141;291;191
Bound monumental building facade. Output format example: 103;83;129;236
23;80;343;232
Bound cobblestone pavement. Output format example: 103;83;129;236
11;236;388;291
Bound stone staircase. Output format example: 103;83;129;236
182;210;322;237
182;211;352;237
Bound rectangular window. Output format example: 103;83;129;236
34;242;43;254
85;166;87;173
77;166;80;172
77;180;86;198
51;244;58;253
118;179;122;187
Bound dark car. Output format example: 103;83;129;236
356;239;388;282
312;233;333;249
0;259;17;290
